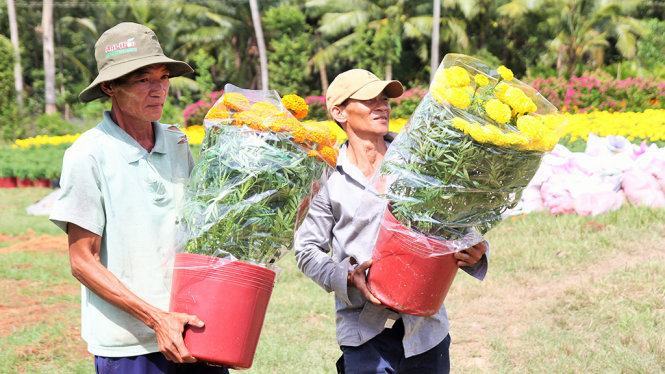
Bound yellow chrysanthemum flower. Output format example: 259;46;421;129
484;99;512;124
494;82;510;102
451;117;472;134
432;85;471;109
223;92;251;112
503;86;537;114
442;66;471;87
496;65;514;81
269;116;300;132
474;74;490;87
516;115;542;138
281;94;309;120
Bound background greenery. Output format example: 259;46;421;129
0;0;663;140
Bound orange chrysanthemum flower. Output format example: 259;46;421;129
205;103;231;121
223;92;251;112
281;94;309;120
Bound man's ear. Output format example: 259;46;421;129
330;105;346;125
100;82;113;97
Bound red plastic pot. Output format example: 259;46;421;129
0;177;17;188
170;253;275;369
33;179;51;188
367;210;459;317
16;178;34;187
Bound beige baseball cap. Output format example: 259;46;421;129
79;22;194;103
326;69;404;109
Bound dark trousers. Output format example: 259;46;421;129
95;352;229;374
337;319;451;374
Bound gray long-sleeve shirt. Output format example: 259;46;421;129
294;140;488;358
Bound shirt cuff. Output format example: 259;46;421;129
331;257;354;306
461;241;490;281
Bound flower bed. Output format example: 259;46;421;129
3;110;663;184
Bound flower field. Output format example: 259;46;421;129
1;110;664;183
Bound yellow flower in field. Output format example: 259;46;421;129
432;86;471;109
503;86;537;114
223;92;251;112
435;66;471;88
484;99;512;124
494;82;510;102
496;65;514;81
282;94;309;120
474;74;490;87
182;125;205;145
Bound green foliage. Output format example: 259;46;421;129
191;49;216;95
264;4;313;95
0;146;65;180
183;125;323;263
637;18;665;78
34;114;77;136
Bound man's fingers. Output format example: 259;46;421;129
173;337;196;364
186;314;204;328
357;260;373;272
361;286;382;305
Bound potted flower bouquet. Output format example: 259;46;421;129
170;84;337;368
367;53;562;316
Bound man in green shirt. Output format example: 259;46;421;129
50;22;227;374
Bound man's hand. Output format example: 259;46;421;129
454;241;488;267
347;260;382;305
151;311;204;363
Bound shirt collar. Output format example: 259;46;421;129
99;111;167;163
336;132;395;188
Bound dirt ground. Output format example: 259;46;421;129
0;232;88;362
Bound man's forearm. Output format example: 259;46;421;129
70;254;163;328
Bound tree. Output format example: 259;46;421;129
41;0;56;114
249;0;268;90
263;4;313;95
430;0;441;82
6;0;22;111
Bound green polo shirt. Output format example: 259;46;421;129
50;111;194;357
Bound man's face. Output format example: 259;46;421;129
108;64;170;122
338;94;391;136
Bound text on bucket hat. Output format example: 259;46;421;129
325;69;404;109
79;22;194;103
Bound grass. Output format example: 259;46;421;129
0;188;664;373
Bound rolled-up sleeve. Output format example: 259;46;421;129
49;148;105;236
294;180;353;305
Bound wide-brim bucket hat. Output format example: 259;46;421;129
79;22;194;103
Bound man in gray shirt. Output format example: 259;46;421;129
294;69;488;373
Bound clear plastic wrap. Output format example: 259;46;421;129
180;84;338;265
376;53;561;251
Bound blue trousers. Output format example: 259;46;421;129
95;352;229;374
337;319;451;374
